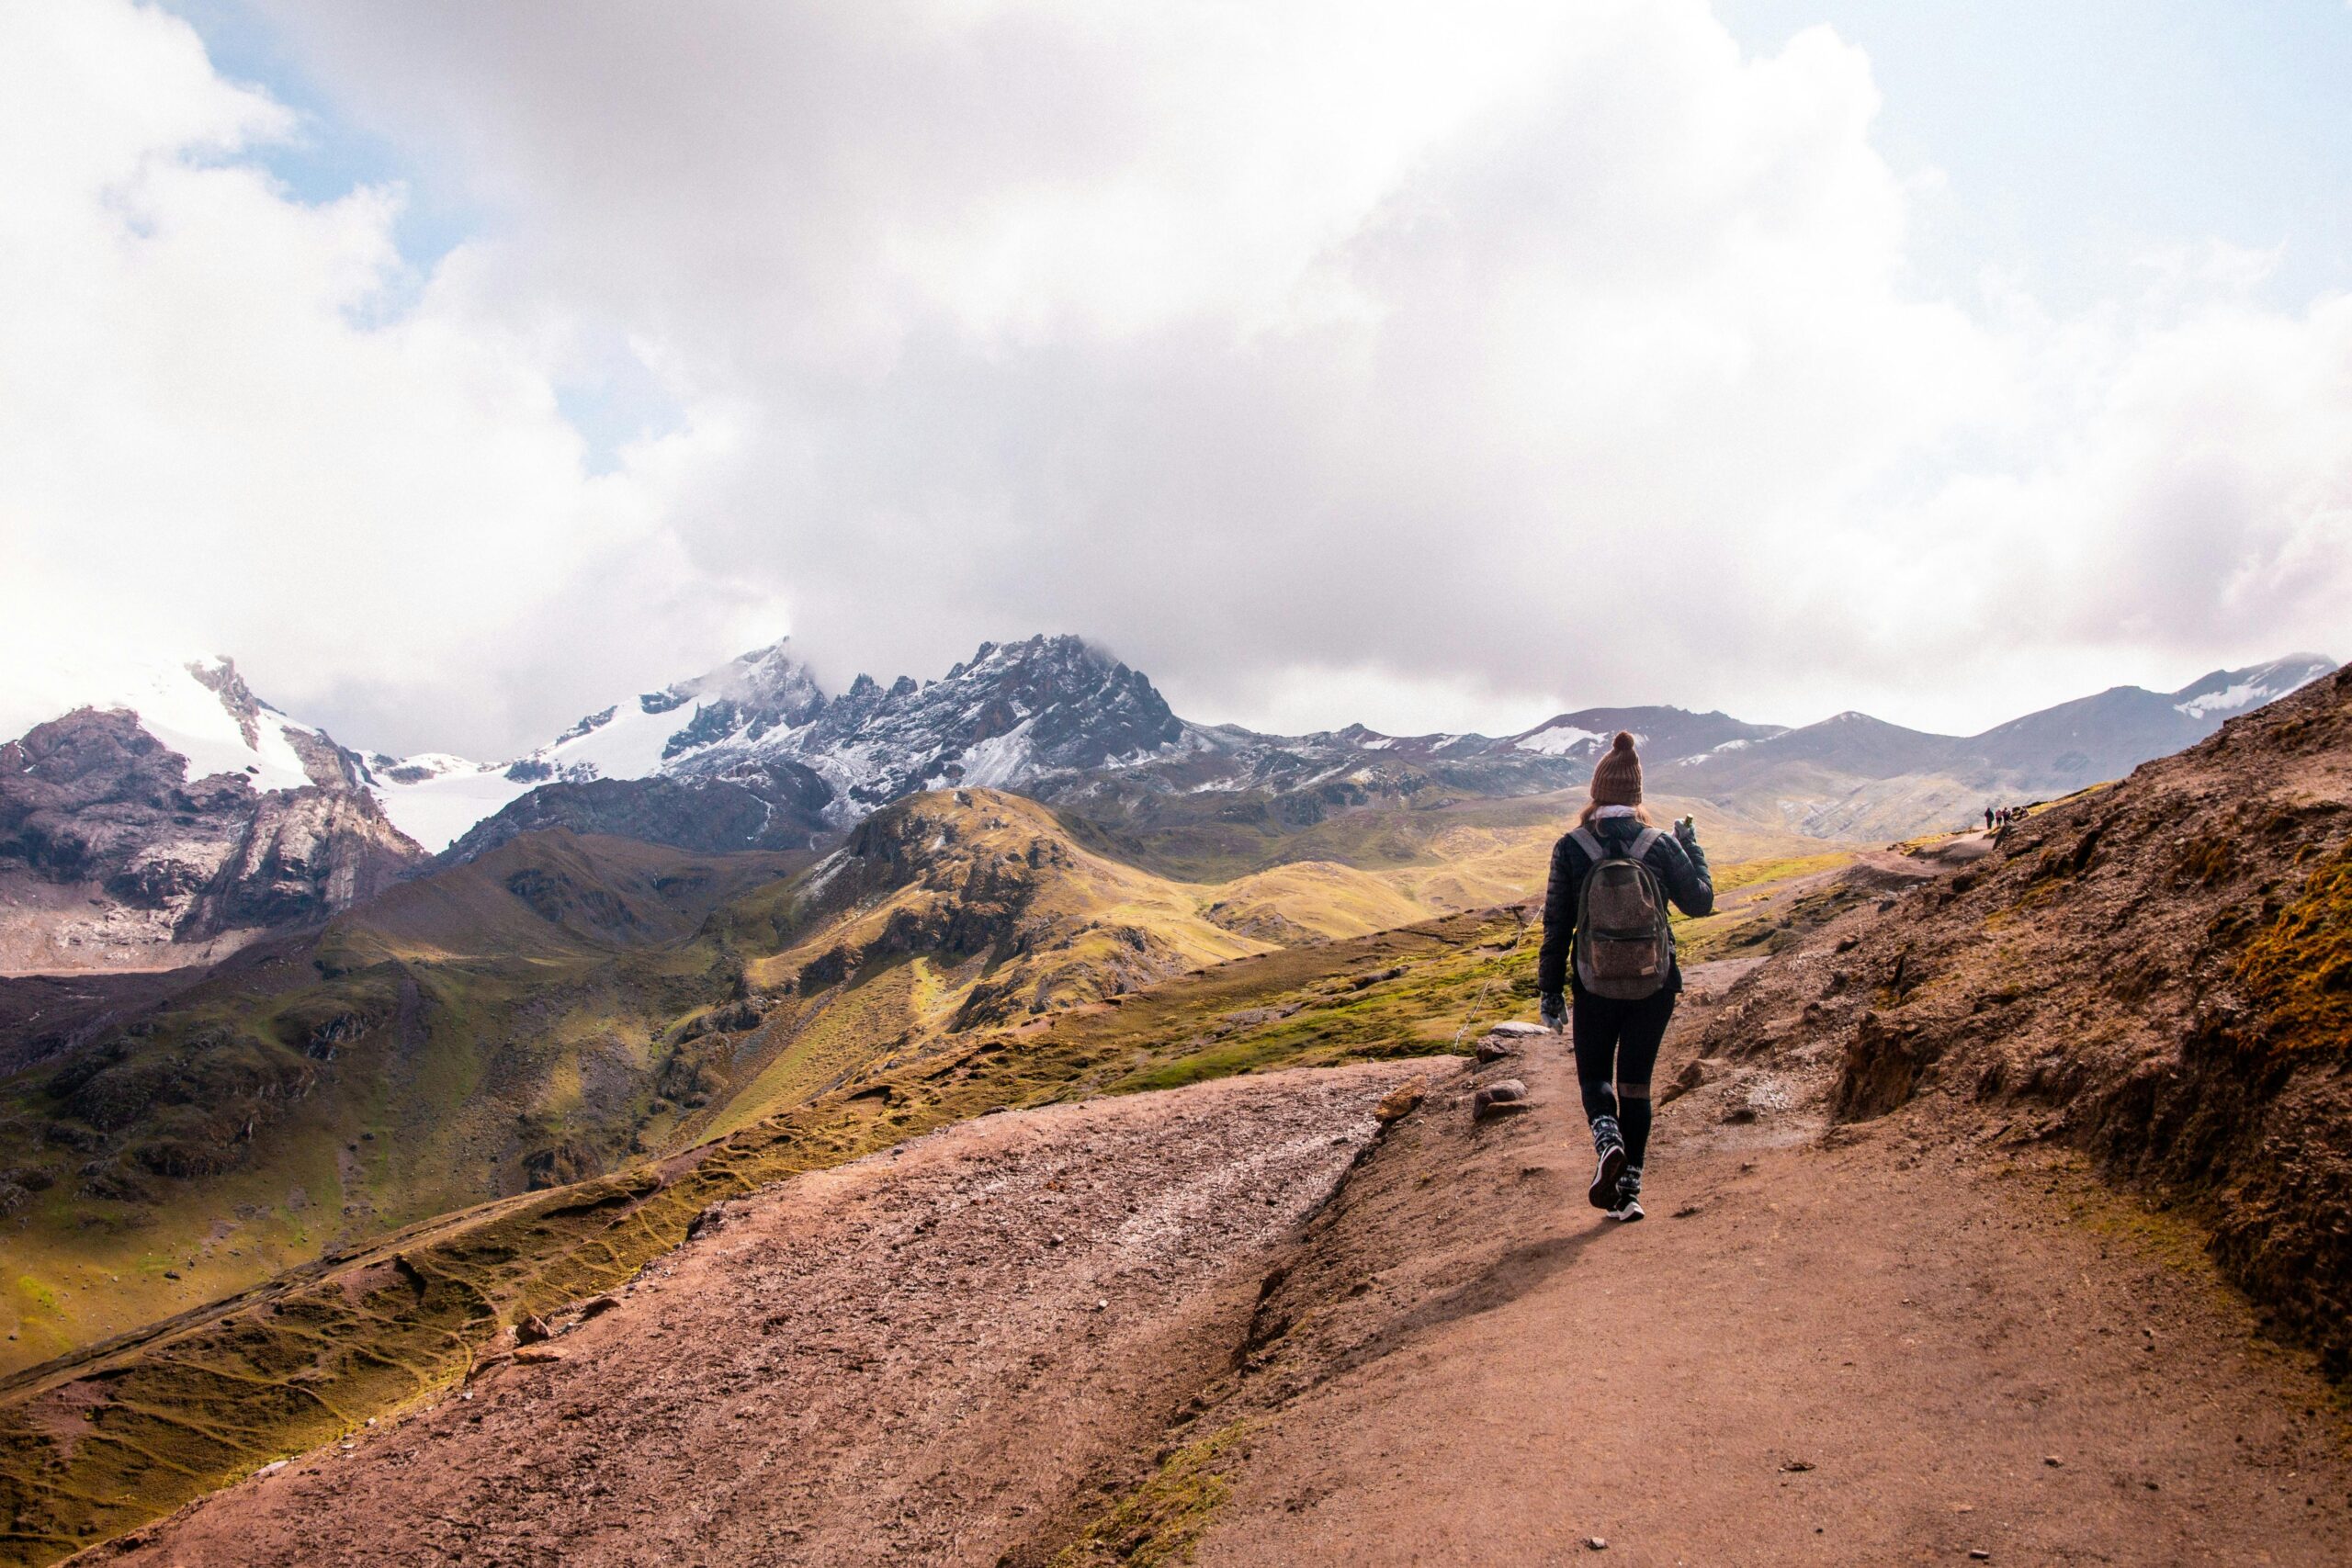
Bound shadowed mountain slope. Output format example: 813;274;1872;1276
0;830;812;1369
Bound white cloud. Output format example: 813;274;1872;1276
2;0;2346;754
0;0;763;754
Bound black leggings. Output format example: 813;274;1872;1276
1572;987;1677;1168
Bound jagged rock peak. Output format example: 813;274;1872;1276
183;655;270;749
638;638;830;729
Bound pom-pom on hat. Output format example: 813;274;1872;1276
1589;731;1644;807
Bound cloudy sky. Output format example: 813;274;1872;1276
4;0;2348;758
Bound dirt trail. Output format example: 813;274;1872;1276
74;969;2352;1567
1175;962;2352;1566
85;1062;1426;1568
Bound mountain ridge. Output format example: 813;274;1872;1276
368;637;2335;851
2;642;2334;972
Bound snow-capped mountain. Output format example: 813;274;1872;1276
1504;707;1788;765
373;638;2341;857
1955;653;2340;788
372;636;1195;852
0;657;424;973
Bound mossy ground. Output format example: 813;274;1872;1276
2233;840;2352;1056
1670;852;1860;962
1048;1421;1254;1567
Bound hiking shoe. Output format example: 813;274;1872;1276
1608;1166;1645;1223
1588;1120;1626;1210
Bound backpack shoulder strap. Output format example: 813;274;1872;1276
1568;826;1605;862
1627;827;1665;861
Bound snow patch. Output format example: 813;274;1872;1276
1514;725;1604;756
370;770;537;852
3;651;318;793
2175;682;2270;718
954;720;1038;789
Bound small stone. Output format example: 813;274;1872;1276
1586;1538;1607;1551
2043;1455;2063;1468
513;1345;565;1365
1676;1056;1730;1091
1475;1038;1515;1064
1473;1080;1530;1121
1489;1021;1547;1037
1048;1234;1066;1247
514;1314;553;1345
1374;1078;1429;1123
1969;1551;1991;1561
1093;1299;1108;1312
1781;1460;1814;1472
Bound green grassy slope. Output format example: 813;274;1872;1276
0;833;813;1371
1057;785;1835;903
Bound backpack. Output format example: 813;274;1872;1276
1570;825;1673;1000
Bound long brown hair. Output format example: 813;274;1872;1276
1577;799;1654;829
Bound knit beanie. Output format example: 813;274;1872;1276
1589;731;1644;807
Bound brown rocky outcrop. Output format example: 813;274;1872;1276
0;707;424;973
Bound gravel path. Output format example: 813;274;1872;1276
93;1061;1429;1568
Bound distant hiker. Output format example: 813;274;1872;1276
1537;731;1713;1224
1984;805;1996;832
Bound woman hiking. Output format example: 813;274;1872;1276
1537;731;1713;1222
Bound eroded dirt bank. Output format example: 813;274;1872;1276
1126;969;2352;1568
84;1061;1430;1567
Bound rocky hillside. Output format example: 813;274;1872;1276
0;663;424;975
1692;661;2352;1371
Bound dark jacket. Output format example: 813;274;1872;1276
1538;813;1714;998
